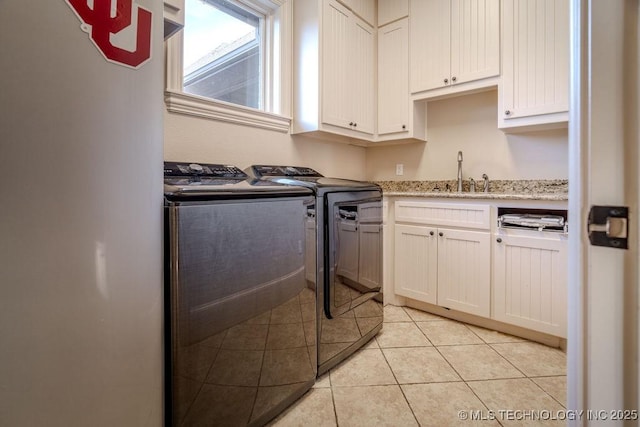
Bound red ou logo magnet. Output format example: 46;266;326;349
66;0;152;69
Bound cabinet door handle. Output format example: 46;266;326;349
452;76;457;82
353;122;357;127
496;238;502;243
402;124;406;129
504;110;512;116
349;122;354;126
438;232;444;237
429;231;434;236
444;78;449;84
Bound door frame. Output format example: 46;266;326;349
568;0;639;421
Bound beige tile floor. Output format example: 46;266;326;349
270;305;567;427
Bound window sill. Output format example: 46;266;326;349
164;90;292;133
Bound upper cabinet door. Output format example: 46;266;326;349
450;0;500;85
410;0;500;95
322;0;353;130
351;16;376;135
378;0;409;26
378;18;409;135
410;0;451;93
501;0;569;123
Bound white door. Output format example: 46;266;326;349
322;0;352;130
394;224;438;304
493;233;568;337
568;0;639;419
409;0;451;93
436;228;491;317
378;18;409;135
449;0;500;86
351;15;375;135
501;0;569;120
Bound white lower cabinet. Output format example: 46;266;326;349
391;198;568;338
394;224;491;317
493;232;568;338
437;228;491;317
395;224;438;304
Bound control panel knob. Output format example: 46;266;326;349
189;163;204;174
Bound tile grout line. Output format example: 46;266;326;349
450;325;509;427
279;305;567;426
376;332;422;426
404;307;516;427
401;306;505;426
529;377;568;409
328;373;340;427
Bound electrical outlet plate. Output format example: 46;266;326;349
395;164;404;176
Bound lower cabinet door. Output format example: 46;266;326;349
394;224;438;304
437;228;491;317
493;233;568;338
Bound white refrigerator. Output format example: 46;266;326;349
0;1;164;425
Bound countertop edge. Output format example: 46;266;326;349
382;191;569;201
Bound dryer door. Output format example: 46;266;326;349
325;191;383;318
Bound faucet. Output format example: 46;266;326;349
457;151;463;192
469;177;476;192
482;173;489;192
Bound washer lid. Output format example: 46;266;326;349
246;165;380;193
164;178;313;200
164;162;313;200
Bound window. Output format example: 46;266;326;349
165;0;291;132
183;0;263;109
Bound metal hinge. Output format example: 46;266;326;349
587;205;629;249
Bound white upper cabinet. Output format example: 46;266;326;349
378;18;410;135
322;1;353;131
499;0;569;131
293;0;376;143
322;0;375;136
410;0;451;93
342;0;376;25
378;0;409;26
410;0;500;97
351;15;376;135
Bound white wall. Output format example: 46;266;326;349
366;90;569;181
165;112;367;179
165;90;568;183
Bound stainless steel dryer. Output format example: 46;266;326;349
246;165;383;375
164;162;317;426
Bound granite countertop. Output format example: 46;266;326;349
375;180;568;201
